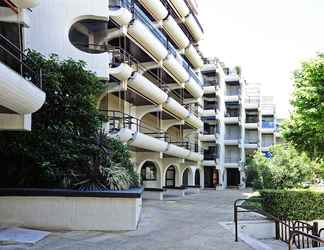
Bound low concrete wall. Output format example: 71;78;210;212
143;188;164;200
0;188;143;231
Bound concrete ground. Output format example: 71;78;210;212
0;189;255;250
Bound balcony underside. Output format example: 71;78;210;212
0;62;45;114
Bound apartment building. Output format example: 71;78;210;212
0;0;45;130
201;59;277;189
26;0;205;189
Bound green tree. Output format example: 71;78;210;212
282;53;324;159
246;144;316;189
0;51;138;189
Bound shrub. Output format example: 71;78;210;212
0;51;138;190
259;189;324;220
246;144;317;189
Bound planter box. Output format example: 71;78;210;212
0;188;143;231
143;188;164;200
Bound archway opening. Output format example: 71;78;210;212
195;169;200;186
140;161;161;188
165;165;176;187
182;168;190;186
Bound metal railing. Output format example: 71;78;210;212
234;198;324;249
101;110;201;153
204;153;219;161
225;112;240;117
246;117;259;123
289;229;324;249
0;33;42;88
245;96;260;105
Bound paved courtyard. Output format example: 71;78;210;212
0;190;255;250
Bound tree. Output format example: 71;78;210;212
282;53;324;159
0;51;138;189
246;144;317;189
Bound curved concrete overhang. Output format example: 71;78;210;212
0;63;45;114
109;63;134;81
169;0;190;18
128;19;169;61
138;0;168;21
187;152;203;162
163;15;190;49
11;0;40;9
165;143;190;159
163;54;189;83
185;77;203;99
128;73;168;104
110;128;169;153
185;114;203;129
184;45;203;69
163;97;190;119
184;14;204;42
109;7;133;26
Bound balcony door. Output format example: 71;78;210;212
227;168;240;187
204;166;218;188
165;166;176;187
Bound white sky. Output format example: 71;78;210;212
198;0;324;118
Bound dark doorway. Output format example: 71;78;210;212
195;169;200;186
182;168;189;186
204;166;219;188
165;166;176;187
227;168;240;187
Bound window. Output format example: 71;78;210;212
141;162;157;181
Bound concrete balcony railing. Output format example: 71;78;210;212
224;113;240;124
0;33;45;115
244;140;259;149
245;96;260;109
101;110;203;162
224;138;241;145
261;121;275;133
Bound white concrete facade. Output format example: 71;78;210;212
24;0;205;192
0;1;45;130
201;61;277;189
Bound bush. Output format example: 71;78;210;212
260;189;324;220
0;51;138;190
246;144;317;189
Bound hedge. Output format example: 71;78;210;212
259;189;324;221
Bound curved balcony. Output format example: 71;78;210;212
102;111;202;161
184;14;204;42
163;15;190;49
109;1;203;99
184;45;203;69
109;62;168;105
0;34;45;114
137;0;168;20
128;72;168;104
186;114;203;129
168;0;190;18
185;78;203;99
128;19;169;61
163;54;189;83
11;0;40;9
163;97;190;119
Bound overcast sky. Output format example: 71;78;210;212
198;0;324;118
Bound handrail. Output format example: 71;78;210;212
0;33;42;88
234;198;324;248
289;230;324;250
101;110;201;153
